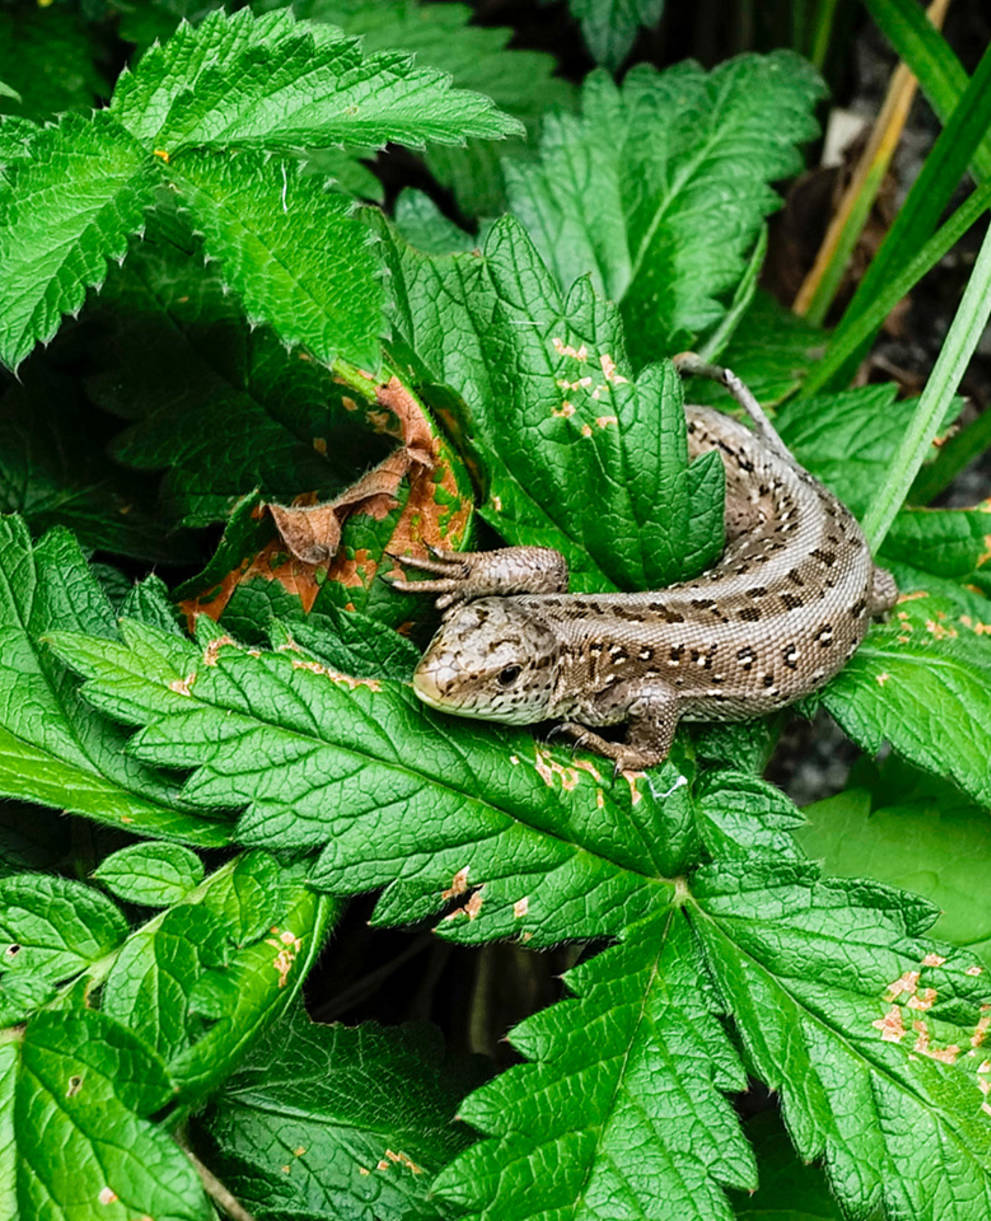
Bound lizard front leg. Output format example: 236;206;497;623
387;545;568;609
556;679;681;772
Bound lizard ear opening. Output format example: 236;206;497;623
498;665;522;687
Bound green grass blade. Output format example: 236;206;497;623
808;39;991;392
803;181;991;396
863;0;991;181
861;218;991;551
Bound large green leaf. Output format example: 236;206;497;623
435;911;755;1220
196;1006;477;1221
799;756;991;964
693;861;991;1221
382;215;725;592
48;616;697;946
0;111;151;370
0;515;230;845
111;7;523;152
0;1008;210;1220
822;585;991;806
161;149;386;373
503;54;824;363
297;0;575;216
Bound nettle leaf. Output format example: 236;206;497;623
1;1008;211;1220
822;585;991;806
883;502;991;594
111;7;524;152
0;515;230;845
163;150;385;373
195;1006;477;1221
503;53;824;363
435;910;756;1220
694;769;805;863
0;115;36;175
692;861;991;1221
775;385;962;522
382;215;725;592
799;756;991;964
568;0;664;71
297;0;575;215
0;111;152;370
0;874;127;986
93;842;205;907
49;619;697;946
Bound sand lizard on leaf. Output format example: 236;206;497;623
391;356;897;773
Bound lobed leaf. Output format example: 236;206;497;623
693;861;991;1221
0;515;230;845
48;617;696;947
0;111;151;371
196;1006;476;1221
382;214;725;592
164;150;384;372
823;586;991;806
111;7;524;153
503;54;824;363
0;1008;210;1220
435;910;756;1220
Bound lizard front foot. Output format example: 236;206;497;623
387;545;568;609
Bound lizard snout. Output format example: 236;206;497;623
411;654;459;710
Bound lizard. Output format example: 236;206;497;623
389;355;897;773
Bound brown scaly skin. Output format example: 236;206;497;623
391;359;897;773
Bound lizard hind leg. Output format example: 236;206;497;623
870;566;899;616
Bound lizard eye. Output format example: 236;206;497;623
497;664;522;687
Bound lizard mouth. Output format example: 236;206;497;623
411;658;458;711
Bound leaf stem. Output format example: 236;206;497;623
862;218;991;552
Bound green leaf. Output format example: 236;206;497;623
503;54;824;363
0;111;152;371
0;115;36;177
299;0;574;215
88;230;393;526
1;1008;211;1220
798;757;991;963
774;384;960;523
394;188;477;255
0;874;127;985
568;0;664;71
102;903;230;1063
822;585;991;806
273;609;421;682
694;769;805;862
0;8;107;121
196;1006;477;1221
0;516;230;846
164;149;385;372
382;215;725;592
692;861;991;1221
881;504;991;592
48;618;697;946
435;910;755;1220
111;7;524;153
93;843;205;907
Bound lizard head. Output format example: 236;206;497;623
412;598;561;725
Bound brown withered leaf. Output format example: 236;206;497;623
179;377;472;623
